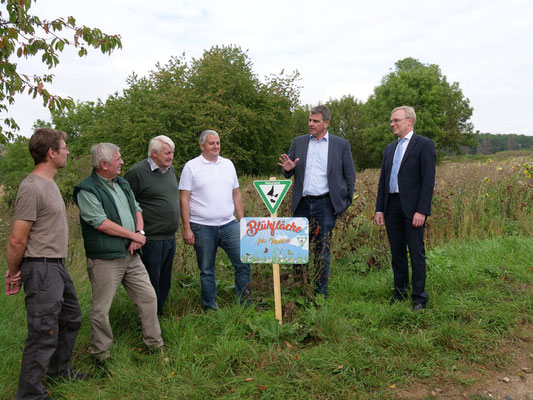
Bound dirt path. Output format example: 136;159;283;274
395;325;533;399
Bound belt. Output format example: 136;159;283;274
303;193;330;200
23;257;65;264
388;193;400;197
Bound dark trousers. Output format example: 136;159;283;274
385;194;428;305
293;195;337;296
141;239;176;316
17;259;82;400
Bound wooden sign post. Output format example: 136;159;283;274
269;178;283;324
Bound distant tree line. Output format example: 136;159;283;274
470;133;533;155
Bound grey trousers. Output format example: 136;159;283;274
86;253;163;360
17;258;82;400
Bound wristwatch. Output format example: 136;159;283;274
136;230;145;235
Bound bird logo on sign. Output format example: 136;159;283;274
266;186;279;204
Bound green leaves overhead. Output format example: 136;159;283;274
0;0;122;141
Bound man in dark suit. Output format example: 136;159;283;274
279;105;356;296
375;106;436;311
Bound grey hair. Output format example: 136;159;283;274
199;130;219;145
310;105;331;122
91;143;120;169
148;135;175;157
392;105;416;125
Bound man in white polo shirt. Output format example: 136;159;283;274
179;130;251;311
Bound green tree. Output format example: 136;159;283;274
362;57;475;168
470;132;533;154
187;45;299;175
49;100;106;155
507;135;518;151
0;0;122;141
289;105;310;138
325;95;367;170
477;137;492;155
0;136;33;205
50;46;301;177
48;56;191;169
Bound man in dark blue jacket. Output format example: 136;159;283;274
375;106;436;311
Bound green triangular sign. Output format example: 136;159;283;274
253;180;292;215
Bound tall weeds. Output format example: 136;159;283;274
235;152;533;275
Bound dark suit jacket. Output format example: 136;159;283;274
283;133;356;216
375;133;436;218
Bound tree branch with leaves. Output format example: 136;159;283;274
0;0;122;141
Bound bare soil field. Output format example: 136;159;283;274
396;325;533;399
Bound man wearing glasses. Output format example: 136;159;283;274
6;128;83;399
375;106;436;311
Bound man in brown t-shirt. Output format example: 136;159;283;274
5;128;83;400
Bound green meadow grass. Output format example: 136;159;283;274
0;152;531;399
1;237;531;399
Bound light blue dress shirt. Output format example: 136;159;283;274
147;157;171;174
302;132;329;196
389;130;413;193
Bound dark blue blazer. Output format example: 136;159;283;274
283;133;356;216
376;133;436;218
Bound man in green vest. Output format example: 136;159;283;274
74;143;163;363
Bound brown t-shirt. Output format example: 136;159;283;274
14;173;68;258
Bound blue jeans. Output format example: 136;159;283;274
141;239;176;316
294;195;337;296
191;220;251;310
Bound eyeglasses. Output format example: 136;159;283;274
390;117;410;124
57;145;69;151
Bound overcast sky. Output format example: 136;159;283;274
6;0;533;137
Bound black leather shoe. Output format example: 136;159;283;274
412;303;425;311
95;357;109;368
390;297;406;305
47;367;92;382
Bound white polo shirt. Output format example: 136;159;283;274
179;154;240;226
